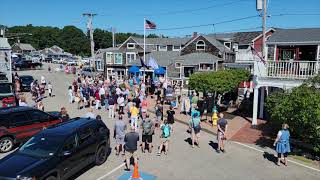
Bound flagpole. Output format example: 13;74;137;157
143;17;146;83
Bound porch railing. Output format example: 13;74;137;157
266;60;319;79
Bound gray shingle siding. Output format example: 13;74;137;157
267;28;320;44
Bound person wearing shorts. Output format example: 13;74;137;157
114;115;127;155
157;120;171;156
124;127;139;171
217;113;228;153
141;114;155;153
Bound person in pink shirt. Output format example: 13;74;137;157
141;96;148;112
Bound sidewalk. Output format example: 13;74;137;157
146;97;249;138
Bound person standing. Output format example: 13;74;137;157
273;123;291;166
141;114;155;153
217;113;228;153
108;95;115;118
189;112;201;148
124;127;139;171
99;86;106;107
117;94;125;115
167;105;175;124
130;103;139;130
157;120;171;156
48;82;53;97
68;86;73;104
155;100;163;127
114;115;127;156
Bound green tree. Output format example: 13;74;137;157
189;69;250;93
265;75;320;153
58;26;90;55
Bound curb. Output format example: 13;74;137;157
147;109;217;136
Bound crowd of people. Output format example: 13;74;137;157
12;65;291;171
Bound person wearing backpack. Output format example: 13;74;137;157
141;114;155;153
157;120;171;156
189;111;201;148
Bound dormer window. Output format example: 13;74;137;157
196;40;205;50
224;42;231;49
127;43;135;49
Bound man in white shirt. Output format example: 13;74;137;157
117;94;125;114
99;86;106;107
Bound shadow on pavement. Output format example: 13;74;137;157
184;138;192;146
209;141;218;151
263;151;278;165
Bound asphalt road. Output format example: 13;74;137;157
1;63;319;180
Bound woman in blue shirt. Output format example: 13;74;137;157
188;111;201;148
273;123;291;166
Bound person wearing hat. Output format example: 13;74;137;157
188;111;201;148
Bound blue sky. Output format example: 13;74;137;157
1;0;320;37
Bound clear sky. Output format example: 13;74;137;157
1;0;320;37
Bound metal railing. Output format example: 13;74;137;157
266;60;319;79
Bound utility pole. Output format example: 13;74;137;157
82;13;97;69
262;0;267;60
111;27;116;48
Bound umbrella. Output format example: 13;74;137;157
128;65;140;73
154;67;166;75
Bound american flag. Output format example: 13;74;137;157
145;20;156;29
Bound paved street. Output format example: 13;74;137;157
1;64;319;180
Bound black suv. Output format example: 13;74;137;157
0;118;110;180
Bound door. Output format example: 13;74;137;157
28;110;61;128
59;134;82;179
7;112;42;141
77;126;97;164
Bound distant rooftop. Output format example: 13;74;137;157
267;28;320;44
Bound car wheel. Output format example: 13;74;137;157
0;137;14;153
45;176;57;180
95;145;107;165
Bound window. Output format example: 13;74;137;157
159;45;167;51
78;127;92;145
8;112;32;127
127;43;135;49
126;53;136;63
62;135;77;152
196;40;205;50
105;53;113;64
28;110;51;123
173;45;181;51
175;62;181;68
96;60;102;71
114;53;123;64
224;42;231;49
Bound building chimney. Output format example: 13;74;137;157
192;32;198;38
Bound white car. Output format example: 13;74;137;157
52;58;61;64
66;59;78;66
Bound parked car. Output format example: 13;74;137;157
66;59;78;66
0;118;110;180
0;82;16;108
52;58;62;64
0;106;62;153
81;67;100;77
12;59;43;71
19;75;34;92
44;57;53;63
0;72;8;82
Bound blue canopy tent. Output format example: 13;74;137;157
128;65;140;73
154;67;166;75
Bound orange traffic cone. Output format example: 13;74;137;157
131;163;141;179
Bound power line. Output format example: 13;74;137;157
151;15;259;31
143;0;250;17
271;13;320;17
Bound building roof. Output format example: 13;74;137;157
128;51;180;67
131;36;190;46
202;35;232;53
13;43;36;51
0;38;11;49
177;52;223;65
267;28;320;44
233;31;262;45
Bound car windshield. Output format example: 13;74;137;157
19;135;63;158
0;84;12;94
